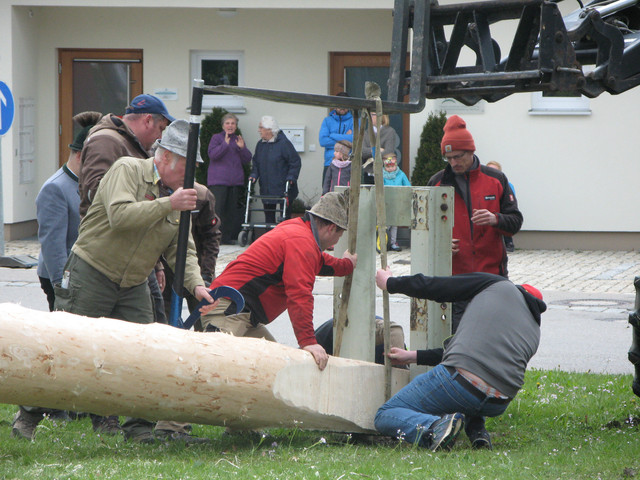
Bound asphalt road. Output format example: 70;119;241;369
0;243;636;376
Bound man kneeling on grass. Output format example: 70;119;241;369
374;269;546;451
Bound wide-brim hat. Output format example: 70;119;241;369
154;119;203;162
309;190;349;230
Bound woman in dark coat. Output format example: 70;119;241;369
249;116;301;224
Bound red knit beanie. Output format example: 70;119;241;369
441;115;476;154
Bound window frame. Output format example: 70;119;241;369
190;50;245;112
529;91;591;116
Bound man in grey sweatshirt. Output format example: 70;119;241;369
374;269;546;451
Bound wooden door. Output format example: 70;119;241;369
58;49;143;166
329;52;411;177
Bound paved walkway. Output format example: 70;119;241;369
2;238;637;374
385;248;640;295
4;238;640;294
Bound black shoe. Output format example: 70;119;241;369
154;429;210;444
125;430;158;444
47;410;72;424
428;413;464;451
467;427;492;450
67;411;88;420
505;237;515;253
91;415;122;435
633;378;640;398
11;410;43;440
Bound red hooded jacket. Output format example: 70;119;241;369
210;217;354;347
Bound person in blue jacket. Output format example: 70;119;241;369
382;153;411;251
250;115;301;224
318;92;353;186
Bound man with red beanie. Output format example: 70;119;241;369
427;114;523;448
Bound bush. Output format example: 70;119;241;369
411;110;447;186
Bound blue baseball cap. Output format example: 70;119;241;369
125;94;175;122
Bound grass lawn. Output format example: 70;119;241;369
0;369;637;480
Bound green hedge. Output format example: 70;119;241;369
411;110;447;186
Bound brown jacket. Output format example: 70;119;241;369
191;183;221;282
79;114;149;217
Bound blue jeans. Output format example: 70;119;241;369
374;364;510;447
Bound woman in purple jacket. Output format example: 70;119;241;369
207;113;252;244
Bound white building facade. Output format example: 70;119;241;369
1;0;638;250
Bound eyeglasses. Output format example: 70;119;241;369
443;152;467;162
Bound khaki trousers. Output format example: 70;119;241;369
200;298;276;341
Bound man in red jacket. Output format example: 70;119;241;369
427;115;523;449
428;115;522;286
201;191;357;371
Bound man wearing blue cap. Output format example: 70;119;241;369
79;94;174;217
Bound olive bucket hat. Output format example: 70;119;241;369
309;190;349;230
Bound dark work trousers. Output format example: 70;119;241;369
39;276;55;312
22;276;64;417
263;202;278;225
209;185;241;243
148;271;167;324
54;252;155;437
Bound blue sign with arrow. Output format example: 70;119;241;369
0;82;15;136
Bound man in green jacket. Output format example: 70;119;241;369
53;119;216;443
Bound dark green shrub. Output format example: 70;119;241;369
411;110;447;186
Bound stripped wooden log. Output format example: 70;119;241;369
0;303;408;433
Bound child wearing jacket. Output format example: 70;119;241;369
383;153;411;251
322;140;352;194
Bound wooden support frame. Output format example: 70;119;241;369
333;186;453;378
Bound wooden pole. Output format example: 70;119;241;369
0;303;409;432
169;79;204;327
366;84;393;401
333;110;366;357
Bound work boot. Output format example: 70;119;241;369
47;410;72;423
125;430;158;444
154;429;210;444
467;427;492;449
628;277;640;397
11;409;43;440
428;413;464;452
91;415;122;435
465;415;492;449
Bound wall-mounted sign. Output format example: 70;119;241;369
153;88;178;101
0;82;15;136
